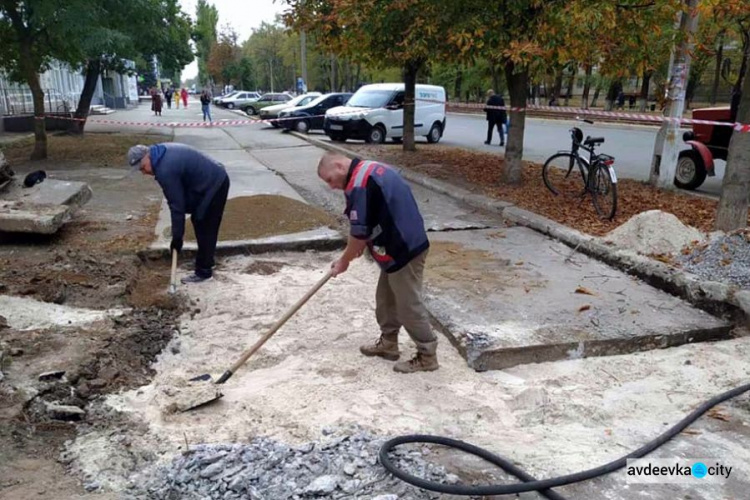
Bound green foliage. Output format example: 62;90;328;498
194;0;219;86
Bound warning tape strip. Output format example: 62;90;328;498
28;99;748;132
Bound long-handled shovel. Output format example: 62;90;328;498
168;249;178;294
180;269;333;412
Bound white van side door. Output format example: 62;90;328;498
387;91;405;138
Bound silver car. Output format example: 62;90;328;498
259;92;322;127
221;91;261;109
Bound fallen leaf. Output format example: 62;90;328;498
575;286;596;296
515;261;524;266
707;408;730;422
578;304;591;312
681;428;702;436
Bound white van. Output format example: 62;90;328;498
324;83;446;144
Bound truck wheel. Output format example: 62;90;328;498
426;122;442;143
673;150;707;190
365;125;385;144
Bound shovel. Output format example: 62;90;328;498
180;269;333;411
168;249;178;294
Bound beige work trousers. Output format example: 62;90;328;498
375;249;437;348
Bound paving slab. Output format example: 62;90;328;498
424;228;731;371
0;179;92;234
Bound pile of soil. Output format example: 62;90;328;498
344;143;747;236
604;210;705;255
166;195;336;242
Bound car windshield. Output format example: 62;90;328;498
223;91;239;98
301;94;329;107
288;94;318;106
346;90;393;108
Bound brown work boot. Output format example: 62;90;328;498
359;336;400;361
393;352;439;373
393;340;439;373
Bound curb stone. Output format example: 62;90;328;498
292;132;749;322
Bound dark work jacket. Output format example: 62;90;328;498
484;94;507;123
151;143;228;241
344;158;429;273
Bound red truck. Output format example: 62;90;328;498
675;106;734;190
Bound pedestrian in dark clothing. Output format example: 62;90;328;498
616;91;625;110
318;152;439;373
200;90;213;122
164;88;173;109
127;143;230;283
150;88;163;116
483;89;506;146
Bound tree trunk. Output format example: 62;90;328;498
564;64;576;106
581;64;592;109
19;48;47;160
329;54;336;92
550;71;563;104
716;61;750;230
402;61;421;152
591;84;601;108
490;62;502;95
503;60;528;185
734;32;749;97
639;70;653;112
710;33;724;106
604;79;621;111
69;59;101;135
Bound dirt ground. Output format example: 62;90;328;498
0;133;185;499
344;143;745;236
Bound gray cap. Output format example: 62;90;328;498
127;144;149;168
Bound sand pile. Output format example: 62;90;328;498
164;194;336;242
604;210;705;255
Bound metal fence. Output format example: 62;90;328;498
0;84;82;116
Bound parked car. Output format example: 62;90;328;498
675;105;734;190
243;93;293;115
220;91;261;109
213;90;239;105
278;93;353;133
324;83;446;144
259;92;322;127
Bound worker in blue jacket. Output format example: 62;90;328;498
318;152;439;373
127;143;230;283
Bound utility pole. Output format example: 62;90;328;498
649;0;700;188
269;59;274;93
300;31;308;92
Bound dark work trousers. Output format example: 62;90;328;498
486;120;505;145
191;177;230;278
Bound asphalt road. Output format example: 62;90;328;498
442;112;725;196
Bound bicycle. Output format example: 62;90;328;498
542;118;618;220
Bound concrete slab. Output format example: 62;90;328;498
3;178;93;207
424;228;731;371
0;201;70;234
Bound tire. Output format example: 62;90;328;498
591;164;618;220
542;153;587;198
329;133;347;143
271;121;280;128
295;119;310;133
365;125;386;144
226;103;234;109
426;122;442;143
673;150;707;190
246;106;256;115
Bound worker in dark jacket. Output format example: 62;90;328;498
484;89;507;146
127;143;230;283
318;152;439;373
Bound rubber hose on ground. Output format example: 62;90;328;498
379;382;750;499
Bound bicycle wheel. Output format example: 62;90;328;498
542;153;587;199
590;164;618;220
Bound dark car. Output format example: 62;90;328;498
278;93;352;133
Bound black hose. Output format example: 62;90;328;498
379;382;750;498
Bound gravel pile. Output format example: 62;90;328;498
678;230;750;289
125;429;458;500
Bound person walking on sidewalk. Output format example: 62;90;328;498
174;89;180;109
127;143;230;283
317;152;439;373
200;90;213;123
483;89;506;146
181;88;189;108
164;87;173;109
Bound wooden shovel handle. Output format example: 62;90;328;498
227;270;333;375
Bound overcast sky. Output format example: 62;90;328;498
179;0;286;79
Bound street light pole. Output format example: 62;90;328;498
649;0;700;189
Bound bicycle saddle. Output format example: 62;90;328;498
584;136;605;146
